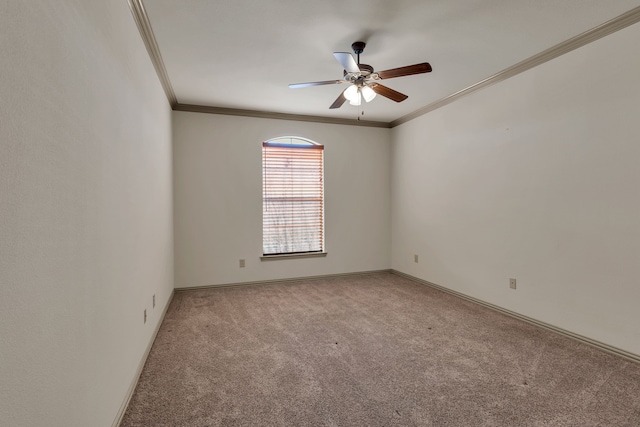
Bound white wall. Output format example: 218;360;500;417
391;23;640;355
173;111;391;287
0;1;173;426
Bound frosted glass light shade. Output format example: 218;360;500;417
361;85;376;102
349;91;362;106
343;85;359;102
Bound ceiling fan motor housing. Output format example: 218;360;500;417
358;64;374;74
343;64;376;84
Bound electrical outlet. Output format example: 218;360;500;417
153;294;156;308
509;278;517;289
144;309;147;324
239;259;245;268
414;254;419;263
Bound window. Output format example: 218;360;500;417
262;137;324;256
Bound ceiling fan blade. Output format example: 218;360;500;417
377;62;432;79
289;80;346;89
333;52;360;74
329;91;347;109
370;83;408;102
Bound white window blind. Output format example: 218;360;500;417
262;139;324;255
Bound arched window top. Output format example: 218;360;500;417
264;136;323;149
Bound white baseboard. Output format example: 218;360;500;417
174;269;393;292
112;290;175;427
391;270;640;364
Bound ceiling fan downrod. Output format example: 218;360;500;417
351;41;366;65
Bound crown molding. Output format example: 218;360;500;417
128;1;640;129
390;5;640;127
173;103;391;128
127;0;177;107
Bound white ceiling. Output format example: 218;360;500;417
142;0;639;123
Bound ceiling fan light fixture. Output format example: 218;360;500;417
361;85;376;102
289;41;430;110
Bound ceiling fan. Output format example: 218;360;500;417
289;41;432;109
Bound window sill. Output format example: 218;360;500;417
260;252;327;261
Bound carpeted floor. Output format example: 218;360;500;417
121;272;640;426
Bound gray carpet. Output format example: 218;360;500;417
121;273;640;426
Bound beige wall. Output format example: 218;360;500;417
173;111;391;288
0;1;173;426
391;23;640;355
3;2;639;425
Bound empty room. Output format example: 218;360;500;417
2;1;640;426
